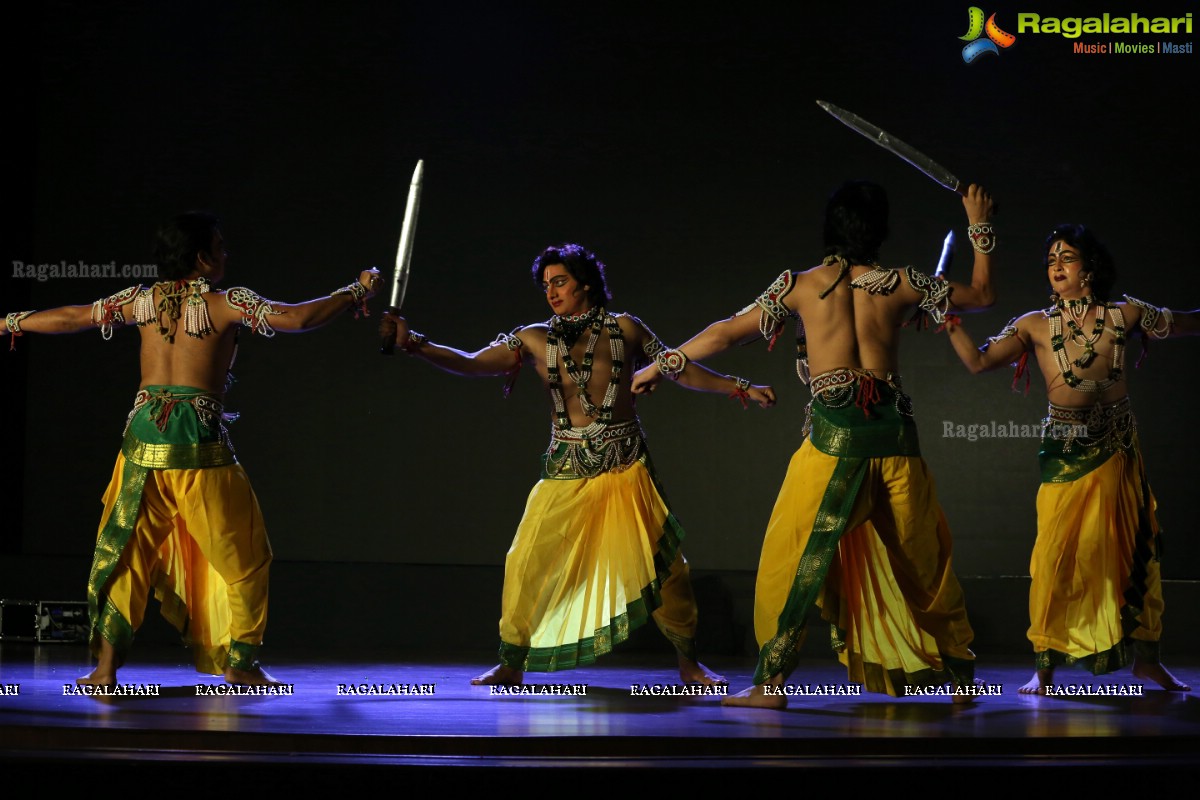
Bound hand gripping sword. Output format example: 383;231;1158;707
380;159;424;355
816;100;967;196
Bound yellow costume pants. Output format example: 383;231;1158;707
497;458;697;671
754;440;975;694
1031;444;1163;672
93;452;271;674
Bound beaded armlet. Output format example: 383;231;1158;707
226;287;282;337
981;316;1031;394
90;285;141;340
1124;295;1173;368
491;329;524;397
902;266;954;327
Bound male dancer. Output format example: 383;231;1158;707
380;243;774;686
3;211;378;685
944;223;1194;693
634;182;995;706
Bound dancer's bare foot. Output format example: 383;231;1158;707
952;678;986;704
1132;659;1191;691
77;638;119;686
75;667;117;687
1018;668;1053;695
224;663;283;686
471;664;523;686
678;654;727;686
721;676;786;709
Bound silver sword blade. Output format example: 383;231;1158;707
389;159;424;311
816;100;963;195
935;230;955;279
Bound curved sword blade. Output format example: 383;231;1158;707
816;100;963;196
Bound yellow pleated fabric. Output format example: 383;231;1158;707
754;440;975;694
498;459;696;671
1030;446;1162;662
97;452;272;675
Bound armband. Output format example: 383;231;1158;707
90;285;141;340
226;287;282;337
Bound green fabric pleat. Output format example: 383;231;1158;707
87;457;149;660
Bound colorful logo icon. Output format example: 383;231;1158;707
959;7;1017;62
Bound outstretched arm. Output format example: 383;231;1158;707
1168;310;1200;336
946;184;996;312
379;310;523;377
668;362;776;408
3;305;98;337
631;308;765;395
241;268;380;333
944;315;1029;374
677;307;765;361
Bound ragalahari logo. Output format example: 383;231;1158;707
959;7;1017;62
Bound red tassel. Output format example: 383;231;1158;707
855;374;881;418
729;387;750;409
766;327;783;352
1011;352;1031;396
154;398;180;431
936;313;962;334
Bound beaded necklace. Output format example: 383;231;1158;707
1060;295;1104;368
546;307;624;430
1048;298;1126;393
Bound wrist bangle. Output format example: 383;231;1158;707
402;331;427;354
729;376;751;408
332;281;370;318
5;310;35;351
967;222;996;254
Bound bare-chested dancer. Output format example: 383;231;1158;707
945;224;1194;694
380;243;774;687
3;211;378;687
634;182;995;707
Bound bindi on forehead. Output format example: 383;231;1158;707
1053;241;1064;254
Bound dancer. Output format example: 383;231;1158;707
634;181;995;706
379;243;774;686
944;223;1195;693
3;211;378;686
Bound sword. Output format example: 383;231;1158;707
380;159;424;355
816;100;965;197
934;230;955;279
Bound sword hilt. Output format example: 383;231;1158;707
379;306;401;356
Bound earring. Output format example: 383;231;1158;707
1080;273;1090;288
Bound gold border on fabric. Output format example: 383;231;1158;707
753;456;868;684
87;458;148;659
123;439;236;469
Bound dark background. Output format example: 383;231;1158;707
3;1;1197;655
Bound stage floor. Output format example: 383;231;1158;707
2;643;1197;785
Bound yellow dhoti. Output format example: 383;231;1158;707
752;370;975;695
497;420;697;671
1031;400;1163;672
88;386;272;674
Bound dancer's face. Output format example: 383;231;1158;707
542;263;590;317
1046;239;1088;298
